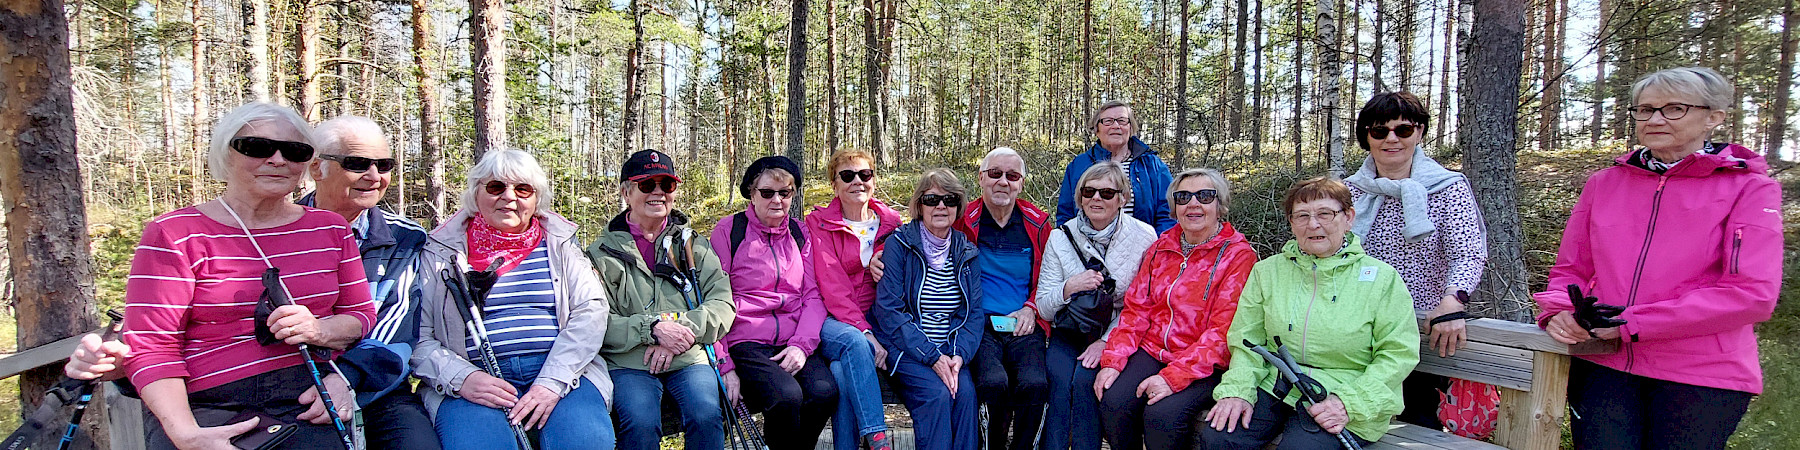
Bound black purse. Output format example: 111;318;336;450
1053;225;1116;339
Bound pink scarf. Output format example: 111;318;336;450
466;213;544;275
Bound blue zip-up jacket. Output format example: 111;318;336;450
1056;136;1178;233
871;222;985;370
298;193;428;405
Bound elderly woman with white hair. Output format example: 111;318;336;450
413;149;615;449
1533;67;1782;448
122;102;377;449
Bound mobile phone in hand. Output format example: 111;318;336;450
990;316;1018;333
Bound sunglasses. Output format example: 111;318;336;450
230;136;314;162
920;193;961;207
1080;187;1121;200
838;169;875;183
1366;124;1419;140
484;180;537;198
636;177;678;194
317;154;396;174
1172;189;1218;206
984;169;1022;182
756;188;794;199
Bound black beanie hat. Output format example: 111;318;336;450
739;155;802;199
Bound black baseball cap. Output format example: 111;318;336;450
622;149;680;182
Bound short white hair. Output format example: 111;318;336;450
1631;67;1733;112
208;102;315;181
980;146;1027;178
462;149;553;211
314;115;386;156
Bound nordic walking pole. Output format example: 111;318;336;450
444;258;536;450
1243;338;1363;450
55;310;125;450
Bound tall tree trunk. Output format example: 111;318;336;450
1459;0;1530;321
1174;0;1190;167
1082;0;1092;116
1771;0;1797;156
1397;0;1415;91
157;0;176;160
191;0;209;203
622;0;644;153
1230;0;1247;141
244;0;271;102
1589;0;1608;143
1292;0;1305;172
413;0;445;225
1537;0;1561;152
862;0;892;163
297;0;320;121
1318;0;1343;177
471;0;506;159
1371;0;1385;91
1437;0;1456;146
1252;0;1265;158
0;2;103;447
825;0;839;154
785;0;809;213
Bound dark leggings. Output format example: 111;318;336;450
1396;371;1450;429
1097;349;1219;450
1568;358;1753;450
972;327;1048;450
729;342;839;450
145;365;348;450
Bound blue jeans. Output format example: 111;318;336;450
434;353;615;450
1041;332;1103;450
892;355;980;450
610;363;725;450
819;318;890;449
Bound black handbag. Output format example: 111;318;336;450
1053;225;1116;338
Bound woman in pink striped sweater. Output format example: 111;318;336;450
122;103;377;450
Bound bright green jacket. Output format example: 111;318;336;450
1214;233;1420;442
587;211;737;373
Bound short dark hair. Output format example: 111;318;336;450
1281;176;1353;216
1354;91;1430;150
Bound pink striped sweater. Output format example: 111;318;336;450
123;207;376;392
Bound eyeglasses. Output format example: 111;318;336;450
1289;209;1342;225
1366;124;1418;140
1171;189;1218;206
1627;103;1709;121
837;169;875;183
636;177;678;194
230;136;314;162
984;169;1022;182
919;193;961;207
755;188;794;199
317;154;396;174
1080;187;1120;200
484;180;537;199
1097;117;1132;127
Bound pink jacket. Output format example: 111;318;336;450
804;197;904;332
1533;143;1783;394
710;213;828;374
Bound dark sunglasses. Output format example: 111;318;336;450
230;136;314;162
483;180;537;198
1080;187;1121;200
1366;124;1419;140
317;154;396;174
984;169;1023;182
756;188;794;199
1172;189;1218;206
920;193;961;207
838;169;875;183
636;177;679;194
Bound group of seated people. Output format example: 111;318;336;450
63;65;1777;450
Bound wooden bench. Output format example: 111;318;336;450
1358;314;1618;450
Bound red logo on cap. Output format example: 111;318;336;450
651;154;659;162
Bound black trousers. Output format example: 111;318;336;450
361;384;442;450
729;342;839;450
1197;388;1372;450
972;326;1048;450
1396;371;1450;430
145;365;350;450
1098;349;1218;450
1569;358;1753;450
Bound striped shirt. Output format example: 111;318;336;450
917;265;963;345
122;207;376;392
471;242;560;358
1120;158;1136;217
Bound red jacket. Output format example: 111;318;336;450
1102;222;1258;392
1533;143;1782;394
954;198;1053;335
805;197;905;332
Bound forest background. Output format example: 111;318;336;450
0;0;1796;447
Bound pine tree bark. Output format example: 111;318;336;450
0;2;103;447
1174;0;1191;167
1231;0;1248;141
861;0;893;163
471;0;506;159
413;0;445;224
1082;0;1093;116
297;0;320;121
1437;0;1456;146
1292;0;1305;172
1397;0;1415;91
1459;0;1530;321
244;0;271;103
1252;0;1265;158
623;0;644;153
1371;0;1385;92
1537;0;1562;152
825;0;839;154
1318;0;1343;177
1768;0;1796;156
785;0;809;214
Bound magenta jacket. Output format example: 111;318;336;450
1533;143;1783;394
804;197;905;332
710;212;828;374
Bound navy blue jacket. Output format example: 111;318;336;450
298;193;428;405
871;222;985;370
1056;136;1178;233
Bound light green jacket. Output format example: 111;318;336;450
1214;233;1420;441
587;211;737;373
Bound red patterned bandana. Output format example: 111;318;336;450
466;213;544;275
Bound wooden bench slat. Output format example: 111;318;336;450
1383;422;1507;449
1414;340;1536;391
1415;315;1618;356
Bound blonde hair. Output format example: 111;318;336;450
1076;161;1132;205
1631;67;1733;112
1168;168;1232;219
